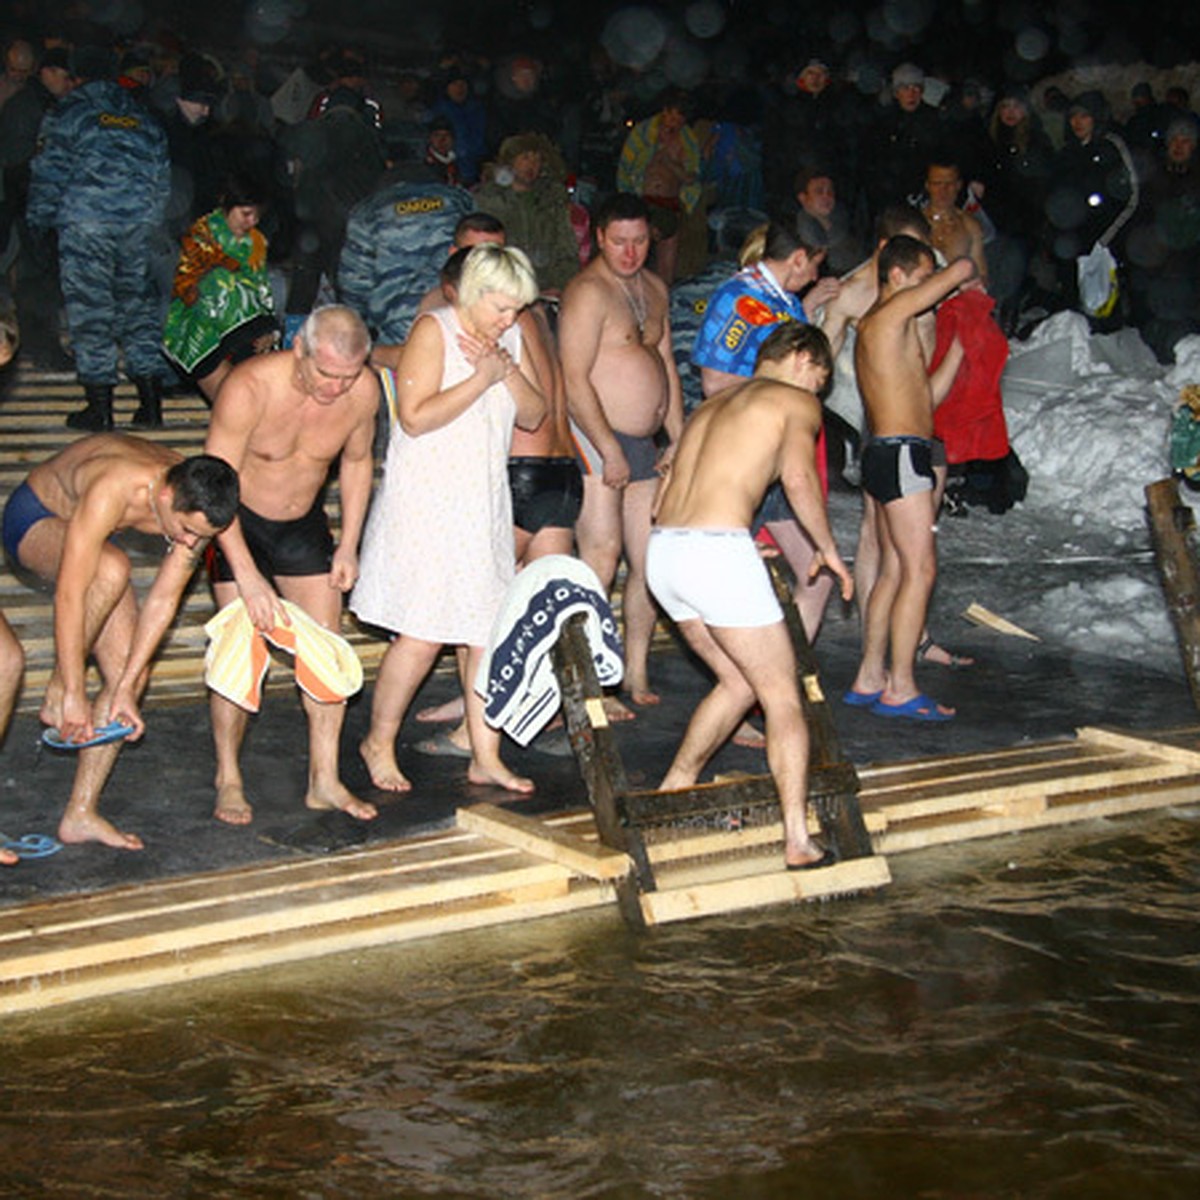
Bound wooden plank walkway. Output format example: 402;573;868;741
2;724;1196;1014
0;371;390;711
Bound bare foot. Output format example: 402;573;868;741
415;695;466;723
602;695;636;722
58;811;144;850
468;761;536;794
784;839;829;869
626;687;661;707
732;720;766;749
359;736;412;793
1;847;17;866
214;782;253;826
306;779;378;821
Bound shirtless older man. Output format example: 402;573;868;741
560;192;684;709
2;436;239;848
648;322;852;869
845;237;976;721
204;305;378;825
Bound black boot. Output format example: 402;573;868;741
66;383;114;432
129;376;163;429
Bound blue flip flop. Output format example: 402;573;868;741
1;832;63;859
842;688;883;708
870;693;955;723
41;719;134;751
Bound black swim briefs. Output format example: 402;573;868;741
208;497;334;583
861;436;935;504
509;456;584;534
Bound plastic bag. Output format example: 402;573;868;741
1076;242;1119;318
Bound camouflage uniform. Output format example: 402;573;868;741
27;78;169;405
338;179;474;345
668;260;738;414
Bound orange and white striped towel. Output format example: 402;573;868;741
204;598;364;712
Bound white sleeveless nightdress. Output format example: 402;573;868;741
351;306;520;646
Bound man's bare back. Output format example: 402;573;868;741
656;379;823;530
27;435;183;534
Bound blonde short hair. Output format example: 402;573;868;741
458;243;538;309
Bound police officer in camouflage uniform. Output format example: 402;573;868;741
27;45;170;431
337;168;474;345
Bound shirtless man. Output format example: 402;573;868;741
844;237;976;721
1;436;238;847
560;192;684;710
204;305;379;825
922;160;988;286
821;205;969;672
648;322;852;869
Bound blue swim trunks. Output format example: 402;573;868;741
2;481;55;562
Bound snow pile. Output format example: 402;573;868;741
920;314;1193;675
1002;312;1175;543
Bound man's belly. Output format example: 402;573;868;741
592;350;668;437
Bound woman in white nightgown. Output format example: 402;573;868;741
352;244;545;793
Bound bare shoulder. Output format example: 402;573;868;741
216;350;278;411
642;269;670;308
561;265;611;315
830;265;875;321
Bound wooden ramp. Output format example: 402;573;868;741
4;724;1196;1014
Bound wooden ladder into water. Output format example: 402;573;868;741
540;557;891;928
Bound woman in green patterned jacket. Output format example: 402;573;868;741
162;173;279;402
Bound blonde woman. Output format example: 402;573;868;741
352;244;546;794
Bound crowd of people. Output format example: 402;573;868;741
0;27;1196;868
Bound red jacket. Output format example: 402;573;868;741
931;288;1011;464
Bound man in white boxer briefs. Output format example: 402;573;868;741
647;322;852;869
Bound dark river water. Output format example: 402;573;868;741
2;811;1198;1199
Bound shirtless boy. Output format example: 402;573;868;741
204;305;379;825
845;237;976;721
559;192;684;709
648;322;852;869
2;436;238;848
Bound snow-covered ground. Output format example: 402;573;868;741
827;313;1196;677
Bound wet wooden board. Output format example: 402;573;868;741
457;803;632;881
640;855;892;925
0;826;616;1015
1;725;1197;1013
